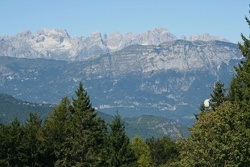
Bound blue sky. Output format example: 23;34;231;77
0;0;249;43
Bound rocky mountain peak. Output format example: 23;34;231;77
0;27;232;61
125;32;133;36
147;27;170;36
189;33;228;42
106;32;124;50
36;29;70;38
15;30;32;38
90;31;102;38
84;31;106;48
139;27;176;45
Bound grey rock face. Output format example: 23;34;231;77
0;39;242;126
188;33;228;42
0;28;229;61
84;40;240;78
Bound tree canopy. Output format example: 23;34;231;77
178;15;250;166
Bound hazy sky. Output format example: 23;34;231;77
0;0;249;43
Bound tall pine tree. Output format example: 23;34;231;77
20;113;44;166
229;16;250;137
210;81;226;109
0;118;23;166
62;82;107;166
43;97;72;166
107;114;137;167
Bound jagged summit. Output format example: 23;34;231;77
0;27;229;61
188;33;228;42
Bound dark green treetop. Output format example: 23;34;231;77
146;136;180;167
108;114;137;167
61;82;107;166
210;81;226;109
43;97;72;166
0;118;23;166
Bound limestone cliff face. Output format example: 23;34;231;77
83;40;241;78
0;36;241;125
0;28;228;61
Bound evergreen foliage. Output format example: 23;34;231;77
195;81;226;120
1;15;249;165
179;14;250;166
210;81;226;109
0;118;23;166
179;102;250;166
146;136;180;167
229;16;250;106
43;97;72;166
59;82;107;166
131;136;152;167
20;113;45;166
229;16;250;137
107;114;138;167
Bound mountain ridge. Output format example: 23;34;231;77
0;39;242;125
0;27;229;61
0;93;189;139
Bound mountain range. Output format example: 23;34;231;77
0;28;242;126
0;27;228;61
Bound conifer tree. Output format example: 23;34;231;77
146;136;180;167
107;114;137;167
229;16;250;136
210;81;226;109
43;97;72;166
62;82;107;166
194;81;226;122
20;113;44;166
0;118;23;166
229;17;250;106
